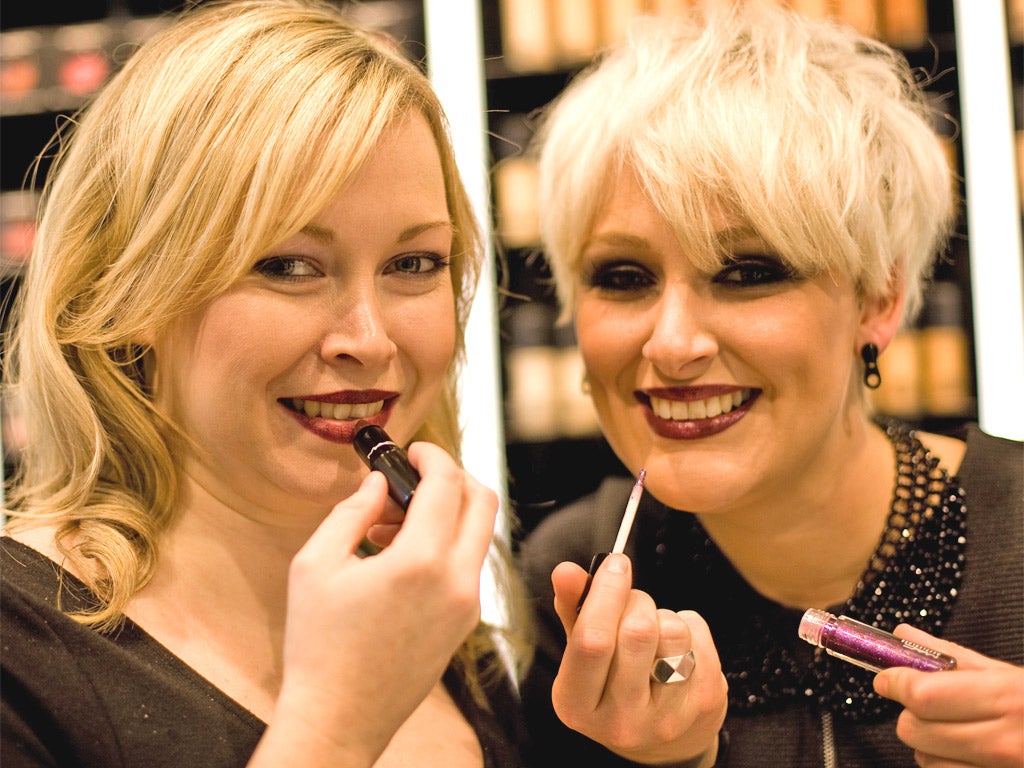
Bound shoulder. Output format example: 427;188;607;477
953;425;1023;523
958;424;1023;477
939;427;1023;664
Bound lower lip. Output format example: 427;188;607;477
642;393;757;439
282;405;388;444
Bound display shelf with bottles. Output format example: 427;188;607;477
483;0;1022;539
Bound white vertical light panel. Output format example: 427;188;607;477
953;0;1024;440
422;0;511;627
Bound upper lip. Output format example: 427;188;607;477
283;389;398;404
637;385;752;403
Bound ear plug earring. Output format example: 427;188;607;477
861;343;882;389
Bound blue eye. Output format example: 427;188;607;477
253;256;320;280
385;253;450;275
714;257;795;286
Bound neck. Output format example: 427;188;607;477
124;478;323;707
697;420;896;609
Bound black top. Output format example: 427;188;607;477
1;537;527;768
518;424;1023;767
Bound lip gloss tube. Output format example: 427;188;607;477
353;422;421;512
798;609;957;673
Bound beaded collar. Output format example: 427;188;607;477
637;421;967;722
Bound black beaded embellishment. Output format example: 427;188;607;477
813;422;967;720
648;421;967;722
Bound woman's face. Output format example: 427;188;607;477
151;113;456;521
574;168;879;513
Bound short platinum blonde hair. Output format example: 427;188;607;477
533;0;956;324
5;0;531;688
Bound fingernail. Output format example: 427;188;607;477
606;553;628;573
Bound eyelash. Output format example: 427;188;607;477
584;260;656;292
252;252;451;281
584;256;795;294
253;256;319;281
713;257;796;286
384;252;450;276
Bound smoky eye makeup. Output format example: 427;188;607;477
580;257;658;293
713;254;797;286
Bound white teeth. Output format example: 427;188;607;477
291;399;385;421
649;389;751;422
706;397;722;418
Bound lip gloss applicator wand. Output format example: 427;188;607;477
576;468;646;612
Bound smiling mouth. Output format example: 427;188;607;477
647;389;753;421
285;398;385;421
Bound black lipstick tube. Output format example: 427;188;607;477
353;422;421;511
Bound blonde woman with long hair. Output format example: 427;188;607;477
1;2;531;766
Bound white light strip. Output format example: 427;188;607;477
953;0;1024;440
423;0;511;628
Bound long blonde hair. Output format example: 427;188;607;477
4;0;529;693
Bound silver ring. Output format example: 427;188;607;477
651;650;696;684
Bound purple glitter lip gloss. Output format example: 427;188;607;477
799;609;958;673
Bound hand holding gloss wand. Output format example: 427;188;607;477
576;468;646;612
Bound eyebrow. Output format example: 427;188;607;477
299;219;454;244
582;232;652;251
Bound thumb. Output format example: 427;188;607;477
303;472;390;560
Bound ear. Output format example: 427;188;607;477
857;277;906;354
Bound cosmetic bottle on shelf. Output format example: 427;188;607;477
552;321;601;438
870;329;923;419
918;281;972;417
505;301;559;442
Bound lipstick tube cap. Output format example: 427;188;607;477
798;608;832;646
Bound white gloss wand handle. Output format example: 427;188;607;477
612;468;646;553
576;468;646;612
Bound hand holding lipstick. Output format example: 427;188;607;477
269;439;499;765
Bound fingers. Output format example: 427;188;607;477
873;628;1024;768
877;668;1011;721
554;553;635;708
387;442;498;570
550;561;727;765
653;609;693;660
896;710;1024;768
551;560;589;633
298;472;391;564
891;624;989;672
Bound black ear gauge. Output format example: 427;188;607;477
353;422;421;512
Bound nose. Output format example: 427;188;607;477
640;283;718;380
319;286;398;368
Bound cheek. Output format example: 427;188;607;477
400;301;457;377
152;297;284;417
575;302;645;390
